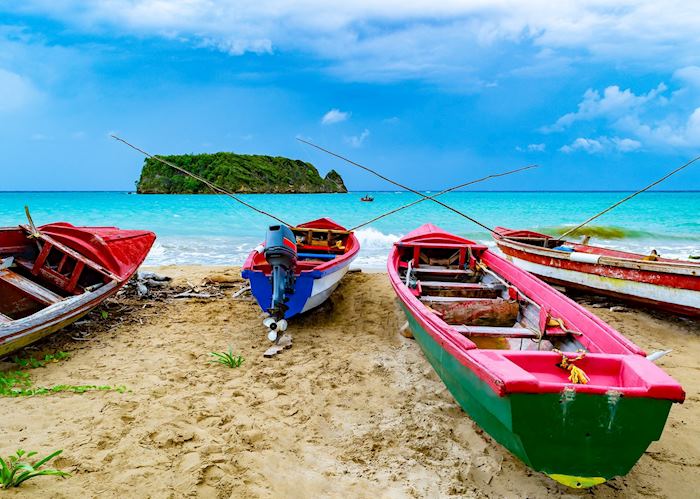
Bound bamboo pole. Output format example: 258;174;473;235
560;154;700;239
298;139;512;234
349;164;537;231
112;135;293;226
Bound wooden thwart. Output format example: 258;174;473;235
0;269;62;306
452;325;569;338
452;325;537;338
421;296;520;327
419;281;496;289
421;295;493;302
414;267;472;275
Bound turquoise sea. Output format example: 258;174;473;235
1;191;698;269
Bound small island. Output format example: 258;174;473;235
136;152;347;194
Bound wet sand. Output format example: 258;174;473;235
1;265;699;498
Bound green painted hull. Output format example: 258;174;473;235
402;304;673;483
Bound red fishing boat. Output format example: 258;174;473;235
389;224;684;487
0;221;156;356
493;227;700;317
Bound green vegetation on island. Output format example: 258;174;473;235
136;152;347;194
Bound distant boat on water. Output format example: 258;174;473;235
360;195;374;202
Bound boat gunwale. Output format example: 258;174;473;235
241;219;360;278
494;232;700;276
389;225;685;402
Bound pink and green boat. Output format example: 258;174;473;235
388;224;685;488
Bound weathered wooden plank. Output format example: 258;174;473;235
419;281;491;289
452;325;538;338
0;269;63;306
419;280;503;298
415;266;471;275
421;296;519;326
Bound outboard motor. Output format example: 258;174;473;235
262;224;297;342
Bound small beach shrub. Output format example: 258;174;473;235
12;352;70;369
0;368;126;397
0;371;32;393
210;347;245;368
0;449;70;489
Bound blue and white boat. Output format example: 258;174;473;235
242;218;359;342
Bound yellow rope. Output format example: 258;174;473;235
553;349;590;384
546;316;582;336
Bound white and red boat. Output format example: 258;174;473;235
493;227;700;317
1;221;156;356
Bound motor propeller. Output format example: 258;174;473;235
263;317;288;342
262;224;297;343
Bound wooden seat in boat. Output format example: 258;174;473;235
414;267;472;275
0;268;62;306
420;295;493;302
452;325;568;338
421;295;520;327
0;312;11;323
418;281;499;289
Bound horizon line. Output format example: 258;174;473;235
1;190;699;194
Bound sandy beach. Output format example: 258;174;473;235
1;265;698;498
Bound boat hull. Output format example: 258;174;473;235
400;301;674;486
0;223;155;356
242;217;360;320
495;238;700;317
0;281;121;357
389;223;683;487
245;255;356;319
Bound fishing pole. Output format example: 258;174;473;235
349;164;537;231
560;153;700;239
112;135;293;226
298;138;507;234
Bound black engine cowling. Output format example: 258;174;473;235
263;225;297;321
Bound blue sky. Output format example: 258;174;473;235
2;1;700;191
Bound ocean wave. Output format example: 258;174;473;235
354;227;401;249
541;224;700;241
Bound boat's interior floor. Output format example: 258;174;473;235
0;234;108;321
401;250;584;352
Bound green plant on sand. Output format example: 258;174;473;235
0;370;126;398
210;347;245;368
0;449;70;489
12;351;70;369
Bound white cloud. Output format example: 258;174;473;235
619;107;700;148
548;75;700;150
321;108;350;125
344;128;370;148
545;83;667;132
383;116;400;125
612;137;642;152
673;66;700;89
517;143;545;152
0;68;39;112
198;37;273;56
560;137;603;154
560;136;641;154
9;1;700;84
